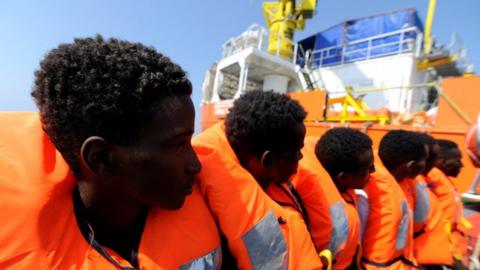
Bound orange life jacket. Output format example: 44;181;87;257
404;176;453;266
0;112;222;269
360;161;417;270
265;166;336;260
427;168;468;259
193;123;323;270
294;136;359;270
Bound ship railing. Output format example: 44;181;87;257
221;24;299;64
448;32;474;73
222;24;269;58
303;27;422;69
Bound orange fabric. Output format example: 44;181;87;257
361;161;416;270
266;166;337;259
265;182;307;224
408;176;453;266
427;168;461;224
288;167;332;252
0;112;221;269
193;123;322;270
427;168;468;259
296;136;359;270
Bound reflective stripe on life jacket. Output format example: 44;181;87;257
409;176;453;266
0;112;222;270
193;123;323;270
180;246;223;270
328;201;350;256
396;200;410;251
413;181;430;230
241;211;288;269
355;190;369;242
299;137;360;269
361;160;417;270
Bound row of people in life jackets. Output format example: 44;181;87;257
0;36;476;270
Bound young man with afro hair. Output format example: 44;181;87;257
0;35;222;269
379;130;452;269
193;90;324;269
429;139;470;267
339;129;420;269
410;133;455;268
436;140;464;178
314;128;374;269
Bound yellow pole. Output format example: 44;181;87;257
263;0;317;59
264;0;296;59
423;0;437;55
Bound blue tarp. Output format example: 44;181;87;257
297;8;424;67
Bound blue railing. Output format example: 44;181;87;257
298;27;422;68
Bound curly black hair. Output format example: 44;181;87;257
437;139;459;159
379;130;426;171
417;132;437;149
32;35;192;175
315;128;372;178
225;90;306;157
417;132;439;172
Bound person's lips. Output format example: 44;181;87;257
183;178;194;195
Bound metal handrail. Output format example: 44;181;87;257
304;27;421;68
221;24;299;64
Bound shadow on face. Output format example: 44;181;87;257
424;143;440;175
266;123;306;185
406;146;428;179
337;149;375;191
440;148;463;177
82;95;201;211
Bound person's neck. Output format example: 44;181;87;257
258;179;271;190
77;181;148;239
334;180;346;193
235;150;271;190
390;169;406;183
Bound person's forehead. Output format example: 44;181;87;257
142;95;194;141
450;148;462;158
430;145;440;155
358;149;373;164
277;123;305;149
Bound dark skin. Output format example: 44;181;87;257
236;123;306;190
76;95;201;262
333;149;375;193
422;143;440;176
388;145;428;182
436;148;464;177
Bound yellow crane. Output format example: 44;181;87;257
262;0;317;59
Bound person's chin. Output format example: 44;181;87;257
356;184;368;190
160;195;188;211
276;177;291;185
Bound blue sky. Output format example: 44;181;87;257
1;0;478;131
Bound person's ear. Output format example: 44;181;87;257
334;171;347;189
261;150;273;168
406;160;415;170
80;136;115;175
337;172;346;181
437;158;446;165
